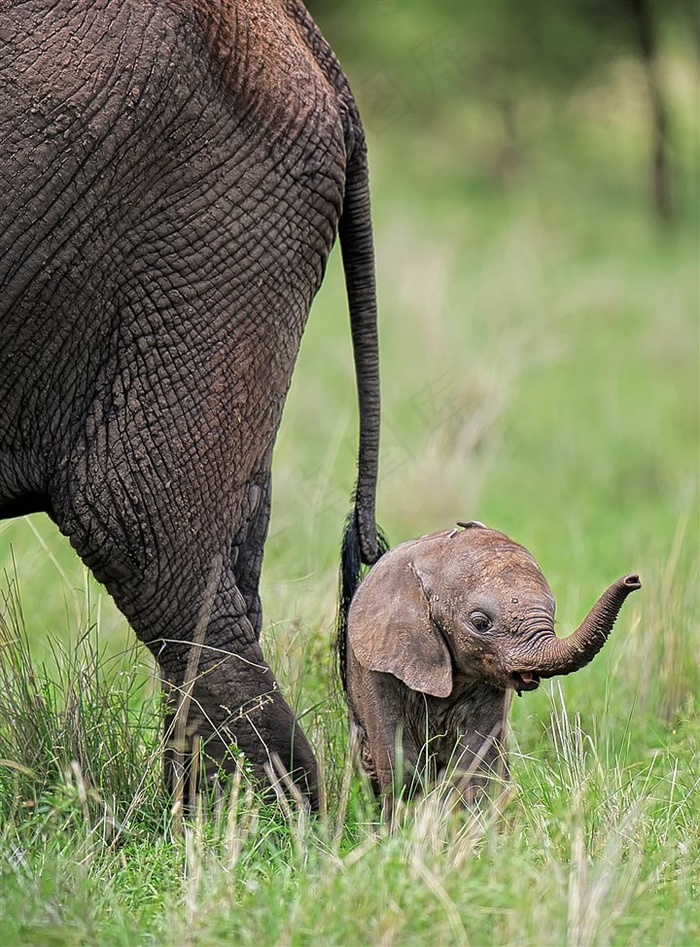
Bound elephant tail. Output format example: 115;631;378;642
338;109;385;569
284;3;385;557
336;509;389;693
290;8;388;688
335;107;389;691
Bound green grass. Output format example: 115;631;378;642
1;41;698;947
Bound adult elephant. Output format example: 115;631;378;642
0;0;384;809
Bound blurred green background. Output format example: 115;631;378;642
1;0;697;731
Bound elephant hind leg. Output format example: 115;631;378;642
152;558;319;810
161;637;320;812
52;447;318;809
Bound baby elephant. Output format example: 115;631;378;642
340;521;640;813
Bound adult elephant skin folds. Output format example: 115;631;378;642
0;0;384;809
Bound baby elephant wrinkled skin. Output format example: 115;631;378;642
341;521;641;813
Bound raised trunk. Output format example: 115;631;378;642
537;574;641;677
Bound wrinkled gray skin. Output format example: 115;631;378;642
344;522;640;814
0;0;384;809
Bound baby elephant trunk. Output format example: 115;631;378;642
538;574;641;677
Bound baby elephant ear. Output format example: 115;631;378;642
348;554;453;699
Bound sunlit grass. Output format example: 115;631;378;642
1;625;695;945
0;580;163;833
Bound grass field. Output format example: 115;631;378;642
1;37;698;947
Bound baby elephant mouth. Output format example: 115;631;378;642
512;671;541;695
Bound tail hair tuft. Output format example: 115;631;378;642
335;508;388;692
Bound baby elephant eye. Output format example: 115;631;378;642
470;610;492;632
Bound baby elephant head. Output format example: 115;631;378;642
343;522;640;811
